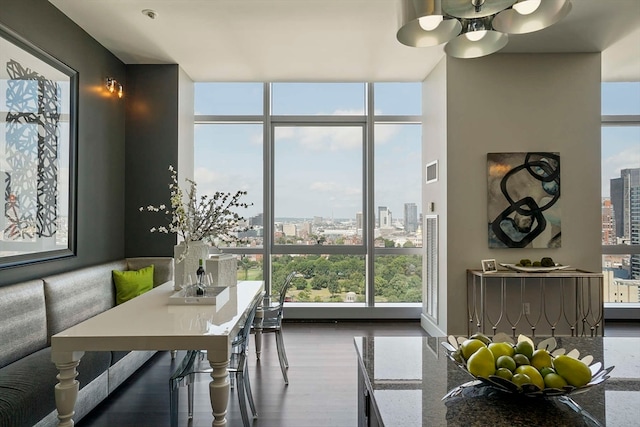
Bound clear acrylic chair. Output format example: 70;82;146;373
253;271;296;385
169;298;260;427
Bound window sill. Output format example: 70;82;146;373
604;303;640;320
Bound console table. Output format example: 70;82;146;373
467;269;604;337
355;335;640;427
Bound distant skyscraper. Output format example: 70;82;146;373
250;213;263;227
378;206;392;229
610;168;640;279
404;203;418;233
283;223;297;237
610;177;623;238
602;199;616;245
356;212;363;231
611;168;640;241
300;222;312;236
377;206;386;228
631;185;640;279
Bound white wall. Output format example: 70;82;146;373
422;53;602;335
422;57;449;337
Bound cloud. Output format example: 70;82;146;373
374;124;400;144
277;126;362;151
194;167;222;187
310;181;339;192
249;129;263;146
603;146;640;179
274;112;402;150
327;108;365;116
195;167;256;196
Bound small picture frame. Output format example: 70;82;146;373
481;259;497;273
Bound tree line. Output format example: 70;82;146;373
240;254;422;302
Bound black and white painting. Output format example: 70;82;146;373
0;24;77;268
487;152;561;249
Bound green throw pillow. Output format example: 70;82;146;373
113;265;154;305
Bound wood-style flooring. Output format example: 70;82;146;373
77;320;639;427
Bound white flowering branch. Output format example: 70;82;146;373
140;165;252;261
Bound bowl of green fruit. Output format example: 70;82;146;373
441;333;614;398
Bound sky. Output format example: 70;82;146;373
601;82;640;198
193;83;422;219
191;82;639;218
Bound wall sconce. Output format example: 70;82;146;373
105;77;124;98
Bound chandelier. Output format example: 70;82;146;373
397;0;572;59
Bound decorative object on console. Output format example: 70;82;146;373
500;257;569;273
397;0;572;59
487;152;561;249
500;263;570;273
481;259;497;273
140;165;251;289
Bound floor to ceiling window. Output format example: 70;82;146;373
194;82;422;308
601;82;640;316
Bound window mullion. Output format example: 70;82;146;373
365;82;375;307
264;82;273;295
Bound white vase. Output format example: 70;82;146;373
173;241;211;291
206;254;238;287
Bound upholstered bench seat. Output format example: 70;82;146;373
0;257;174;427
0;348;111;427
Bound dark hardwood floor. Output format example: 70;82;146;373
77;320;639;427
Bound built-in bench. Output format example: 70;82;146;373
0;257;174;427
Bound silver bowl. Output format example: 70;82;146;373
441;333;614;398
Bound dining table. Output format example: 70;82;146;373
51;280;264;427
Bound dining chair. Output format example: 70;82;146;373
253;271;296;385
169;298;260;427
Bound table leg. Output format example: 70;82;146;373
52;351;84;427
208;355;230;427
255;304;263;360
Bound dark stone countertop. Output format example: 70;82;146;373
354;336;640;426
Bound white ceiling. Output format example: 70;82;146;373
48;0;640;82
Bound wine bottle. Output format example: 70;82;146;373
196;259;205;295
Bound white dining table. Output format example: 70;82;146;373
51;280;264;427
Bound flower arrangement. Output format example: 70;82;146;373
140;165;252;260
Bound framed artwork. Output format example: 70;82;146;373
487;152;560;249
481;259;497;273
0;23;78;268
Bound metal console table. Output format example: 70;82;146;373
467;269;604;337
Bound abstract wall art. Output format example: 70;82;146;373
0;23;77;268
487;152;561;249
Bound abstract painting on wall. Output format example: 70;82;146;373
487;152;561;248
0;23;77;268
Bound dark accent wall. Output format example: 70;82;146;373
124;65;179;258
0;0;126;286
